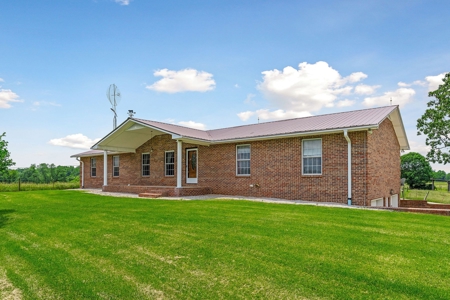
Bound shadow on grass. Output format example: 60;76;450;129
0;209;15;228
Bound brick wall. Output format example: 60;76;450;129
366;118;401;203
79;122;400;206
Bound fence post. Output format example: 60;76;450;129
18;178;21;191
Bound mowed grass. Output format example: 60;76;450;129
1;191;450;299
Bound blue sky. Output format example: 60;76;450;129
1;0;449;170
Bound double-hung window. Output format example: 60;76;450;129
113;156;120;177
142;153;150;177
236;145;251;175
302;139;322;175
165;151;175;176
91;158;97;177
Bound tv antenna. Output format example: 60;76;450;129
106;84;121;129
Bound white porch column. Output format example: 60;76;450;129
177;140;182;188
103;150;108;186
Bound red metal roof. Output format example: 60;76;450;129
132;106;398;141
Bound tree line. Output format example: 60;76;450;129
0;163;79;184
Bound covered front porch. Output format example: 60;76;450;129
90;117;212;192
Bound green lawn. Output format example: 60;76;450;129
1;191;450;299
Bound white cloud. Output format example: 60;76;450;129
362;88;415;107
404;140;431;157
49;134;100;149
344;72;368;83
33;101;61;107
234;84;240;88
238;109;311;122
178;121;206;130
115;0;131;5
336;99;355;107
0;78;4;82
354;84;380;95
244;93;256;105
425;73;446;92
0;89;23;109
398;80;426;87
237;111;255;121
258;61;366;114
146;68;216;93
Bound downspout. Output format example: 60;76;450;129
76;157;84;189
344;129;352;205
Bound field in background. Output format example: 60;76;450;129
404;181;450;204
1;190;449;299
0;181;79;192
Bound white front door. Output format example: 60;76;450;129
186;149;198;184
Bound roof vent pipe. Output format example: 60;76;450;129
344;129;352;205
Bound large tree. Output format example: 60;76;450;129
0;132;15;173
401;152;433;189
417;72;450;164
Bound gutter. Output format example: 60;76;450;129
76;157;84;189
343;129;352;205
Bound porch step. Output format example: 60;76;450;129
138;192;163;198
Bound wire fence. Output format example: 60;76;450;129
0;179;80;192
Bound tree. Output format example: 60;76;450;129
401;152;433;189
417;72;450;164
432;170;446;180
0;132;15;173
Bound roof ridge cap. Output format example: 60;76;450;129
207;105;398;132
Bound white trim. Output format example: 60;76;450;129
142;153;150;177
103;151;108;186
236;144;251;176
176;141;182;187
165;150;175;177
186;148;198;184
92;145;136;153
343;130;352;205
112;155;120;177
302;138;322;176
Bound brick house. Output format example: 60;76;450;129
71;105;409;207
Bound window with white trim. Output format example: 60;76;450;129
91;158;96;177
302;139;322;175
165;151;175;176
113;156;120;177
142;153;150;177
236;145;251;175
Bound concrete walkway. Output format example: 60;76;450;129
75;188;380;211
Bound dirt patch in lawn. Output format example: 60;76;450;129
0;270;23;300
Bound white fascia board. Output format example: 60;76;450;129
132;119;177;136
177;137;211;146
70;153;104;158
210;126;377;144
380;107;410;150
92;145;136;153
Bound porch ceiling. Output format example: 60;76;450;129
92;120;171;152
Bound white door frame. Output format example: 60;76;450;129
186;148;198;184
